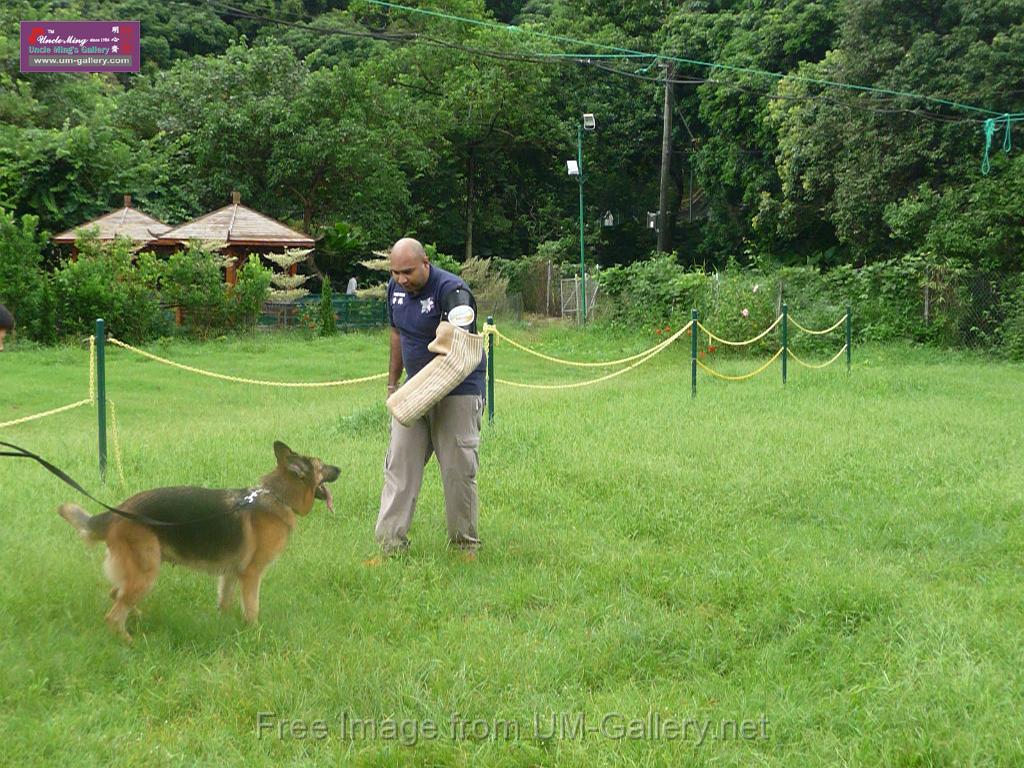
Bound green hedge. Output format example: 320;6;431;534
0;212;272;345
600;252;1023;358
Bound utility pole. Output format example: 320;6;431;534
657;61;674;253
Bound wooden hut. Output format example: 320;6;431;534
52;195;170;254
150;192;315;283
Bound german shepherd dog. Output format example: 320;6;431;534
59;442;340;641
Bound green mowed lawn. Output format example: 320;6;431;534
1;327;1022;766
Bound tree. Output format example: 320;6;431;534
368;2;567;259
766;0;1024;265
118;40;425;241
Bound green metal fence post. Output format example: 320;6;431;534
781;303;788;385
690;308;698;399
95;318;107;481
486;315;495;425
846;304;852;373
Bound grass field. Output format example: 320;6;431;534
1;325;1022;766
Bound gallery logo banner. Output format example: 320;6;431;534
20;21;140;73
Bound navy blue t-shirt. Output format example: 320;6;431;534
387;265;486;397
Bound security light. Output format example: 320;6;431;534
566;159;579;176
582;113;596;131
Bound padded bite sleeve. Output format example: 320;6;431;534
386;321;484;426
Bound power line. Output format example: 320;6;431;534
587;60;976;125
193;0;992;127
191;0;1023;170
365;0;1013;119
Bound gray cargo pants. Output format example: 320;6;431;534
375;394;483;553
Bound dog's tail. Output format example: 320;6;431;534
58;503;112;543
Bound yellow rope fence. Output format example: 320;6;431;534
6;310;849;453
0;338;96;429
106;337;387;387
697;348;784;381
0;398;93;429
489;325;678;367
108;398;126;485
494;321;693;390
1;336;125;482
89;336;96;402
697;315;782;347
788;313;847;336
786;344;848;370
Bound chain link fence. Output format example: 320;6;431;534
929;270;1022;349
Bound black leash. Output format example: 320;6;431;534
0;441;250;527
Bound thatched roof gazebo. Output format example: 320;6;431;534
52;195;170;252
151;192;315;283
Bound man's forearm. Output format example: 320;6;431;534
388;330;403;388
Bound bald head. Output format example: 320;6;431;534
391;238;426;261
389;238;430;293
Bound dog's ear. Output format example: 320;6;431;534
287;458;308;479
273;441;293;466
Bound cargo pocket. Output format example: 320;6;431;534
456;433;480;480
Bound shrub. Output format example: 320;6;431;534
601;252;711;328
426;244;460;276
703;266;777;353
318;276;338;336
317;221;368;284
495;238;582;315
596;250;1007;353
51;233;168;343
998;276;1024;360
0;209;54;342
160;242;232;338
460;257;511;319
232;257;272;331
161;246;273;337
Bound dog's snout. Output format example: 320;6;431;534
322;465;340;483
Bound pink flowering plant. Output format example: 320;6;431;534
703;260;777;353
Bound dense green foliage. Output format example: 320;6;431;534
160;243;274;338
2;1;1021;270
600;251;1022;356
0;208;54;342
51;232;168;343
318;276;338;336
0;217;274;341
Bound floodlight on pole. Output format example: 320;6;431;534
577;113;595;323
564;114;597;323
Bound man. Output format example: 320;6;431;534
0;304;13;351
373;238;486;559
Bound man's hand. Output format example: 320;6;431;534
386;383;398;398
